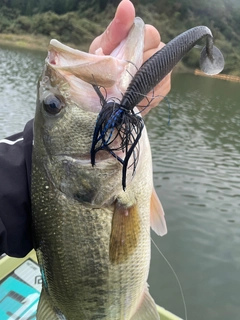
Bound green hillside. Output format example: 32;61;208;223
0;0;239;75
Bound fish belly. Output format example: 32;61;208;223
32;164;150;319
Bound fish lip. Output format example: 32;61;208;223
47;39;127;66
47;39;91;66
55;152;123;165
46;39;127;85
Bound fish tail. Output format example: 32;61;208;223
200;44;224;75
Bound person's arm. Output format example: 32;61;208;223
0;120;33;257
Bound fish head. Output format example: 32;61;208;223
33;17;147;206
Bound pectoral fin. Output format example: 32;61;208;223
109;201;140;264
150;188;167;236
130;285;160;320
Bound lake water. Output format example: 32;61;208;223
0;45;239;320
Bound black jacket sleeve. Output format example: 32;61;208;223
0;120;33;257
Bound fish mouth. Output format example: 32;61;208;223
42;18;145;113
47;39;128;88
44;41;129;113
55;146;126;166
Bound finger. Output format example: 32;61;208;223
137;40;171;115
143;42;165;63
144;25;161;53
89;0;135;54
138;72;172;116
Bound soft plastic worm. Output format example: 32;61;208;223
121;26;224;110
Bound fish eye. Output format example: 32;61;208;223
43;94;64;115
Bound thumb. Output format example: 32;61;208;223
89;0;135;55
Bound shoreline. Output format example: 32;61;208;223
1;33;239;82
0;33;50;52
0;33;90;52
194;69;240;83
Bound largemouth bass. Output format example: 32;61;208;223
32;16;224;319
32;17;166;320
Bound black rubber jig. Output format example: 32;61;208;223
91;84;144;191
91;25;224;190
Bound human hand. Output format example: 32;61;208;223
89;0;171;116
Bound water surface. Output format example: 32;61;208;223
147;73;240;320
0;45;45;136
1;45;239;320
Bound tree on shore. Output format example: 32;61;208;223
0;0;240;74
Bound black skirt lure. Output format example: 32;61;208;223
91;25;224;190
